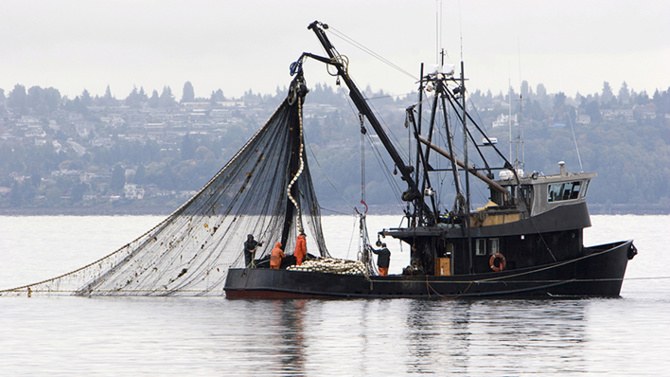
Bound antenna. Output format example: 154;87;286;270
457;0;463;61
508;76;513;163
436;0;442;65
508;38;525;170
517;37;525;167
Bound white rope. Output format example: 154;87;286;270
287;96;305;233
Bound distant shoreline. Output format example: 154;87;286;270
0;207;174;217
0;203;668;216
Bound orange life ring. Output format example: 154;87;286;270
489;253;506;272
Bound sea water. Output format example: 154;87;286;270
0;215;668;376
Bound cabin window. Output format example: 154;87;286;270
547;181;582;202
475;238;500;255
475;239;486;256
488;238;499;254
506;186;514;199
519;185;533;208
580;180;590;198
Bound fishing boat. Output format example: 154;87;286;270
223;21;637;299
0;21;636;299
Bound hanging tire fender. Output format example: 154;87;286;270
489;253;507;272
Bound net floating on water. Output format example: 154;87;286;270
1;74;331;297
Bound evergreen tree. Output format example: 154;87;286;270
71;182;88;203
552;92;567;122
520;80;530;100
159;86;176;108
181;81;195;103
618;82;630;105
653;88;670;114
210;89;225;103
148;90;160;108
126;87;142;108
582;98;602;122
110;164;126;191
133;164;146;184
7;84;27;115
181;133;196;160
600;82;614;107
103;85;117;106
636;91;650;105
10;181;23;207
81;89;92;106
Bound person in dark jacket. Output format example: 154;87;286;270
371;243;391;276
244;234;263;267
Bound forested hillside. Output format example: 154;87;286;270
0;80;668;214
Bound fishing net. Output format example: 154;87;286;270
1;75;331;296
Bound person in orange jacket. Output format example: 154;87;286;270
294;232;307;266
270;242;285;269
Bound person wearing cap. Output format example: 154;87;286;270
270;242;285;269
371;243;391;276
243;234;263;268
294;232;307;266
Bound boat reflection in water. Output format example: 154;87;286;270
237;299;589;375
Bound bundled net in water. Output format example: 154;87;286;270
1;76;331;296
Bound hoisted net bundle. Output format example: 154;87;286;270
1;76;330;297
286;258;366;275
358;214;380;276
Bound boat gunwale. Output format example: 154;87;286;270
224;240;632;299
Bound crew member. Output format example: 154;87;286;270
371;243;391;276
294;232;307;266
244;234;263;268
270;242;285;269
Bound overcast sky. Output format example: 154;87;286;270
2;0;668;100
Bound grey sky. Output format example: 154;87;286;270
2;0;668;100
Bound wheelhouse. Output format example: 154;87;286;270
490;162;596;218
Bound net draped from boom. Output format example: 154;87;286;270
1;80;330;296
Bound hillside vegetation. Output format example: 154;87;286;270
0;80;668;215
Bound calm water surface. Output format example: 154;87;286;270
0;215;668;376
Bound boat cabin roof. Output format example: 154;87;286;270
492;168;596;217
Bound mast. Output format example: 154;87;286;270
414;63;425;227
460;61;474;273
519;92;525;169
298;21;515;223
508;79;513;163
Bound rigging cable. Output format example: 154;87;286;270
363;131;405;205
426;90;494;209
343;94;404;207
365;96;412;163
567;112;584;172
327;26;418;81
303;135;356;211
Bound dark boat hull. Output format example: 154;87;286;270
225;240;634;299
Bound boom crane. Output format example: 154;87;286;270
291;21;433;222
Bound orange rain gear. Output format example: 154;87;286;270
294;234;307;266
270;242;285;269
